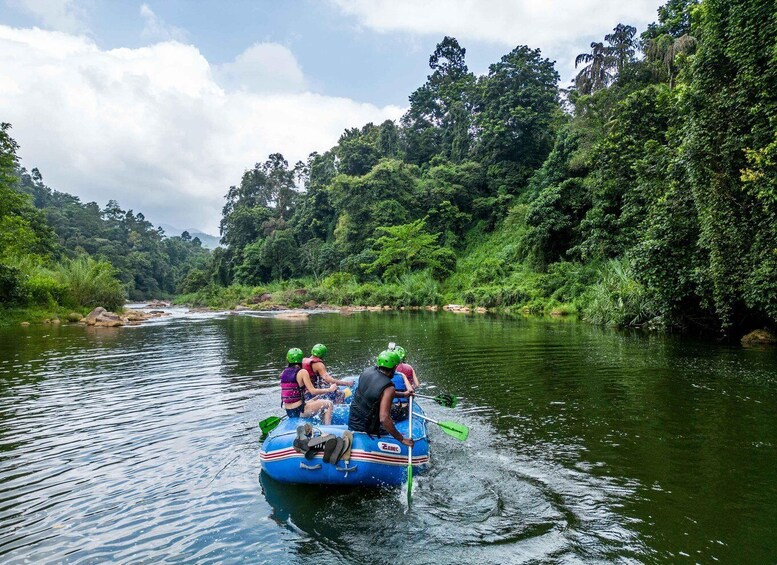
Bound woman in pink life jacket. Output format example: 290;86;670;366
392;345;420;389
281;348;336;423
302;343;354;404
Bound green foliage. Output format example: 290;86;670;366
365;218;449;281
235;229;298;284
475;45;561;196
0;263;27;305
179;268;210;294
53;256;125;311
8;2;777;337
402;36;476;164
582;259;657;327
0;125;56;265
14;168;209;299
678;0;777;330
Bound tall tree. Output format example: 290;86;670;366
402;37;476;164
605;24;638;76
476;45;560;198
575;42;613;94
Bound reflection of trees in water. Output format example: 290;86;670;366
0;324;129;396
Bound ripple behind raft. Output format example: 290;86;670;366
259;404;647;564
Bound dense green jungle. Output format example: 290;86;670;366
2;0;775;339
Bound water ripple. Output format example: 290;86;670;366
1;312;776;563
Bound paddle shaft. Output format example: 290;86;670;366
407;396;414;503
412;412;442;426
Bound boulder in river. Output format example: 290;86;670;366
83;307;107;325
20;321;30;326
304;300;318;308
67;312;83;323
123;311;146;322
84;307;125;327
741;329;777;346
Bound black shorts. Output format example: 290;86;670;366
390;402;409;422
285;404;305;418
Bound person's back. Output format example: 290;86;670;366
348;350;414;447
396;362;413;380
303;343;354;403
302;355;325;388
348;365;392;434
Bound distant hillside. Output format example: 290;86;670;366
159;224;221;249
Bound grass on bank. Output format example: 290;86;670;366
176;258;655;330
0;255;125;326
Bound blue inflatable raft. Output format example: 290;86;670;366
260;401;430;486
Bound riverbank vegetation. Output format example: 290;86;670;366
3;0;775;338
177;0;775;337
0;123;209;324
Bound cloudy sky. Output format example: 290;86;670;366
0;0;658;234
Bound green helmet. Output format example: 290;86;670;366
287;347;304;364
311;343;328;359
377;350;400;369
393;345;407;362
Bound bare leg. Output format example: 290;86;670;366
303;399;334;424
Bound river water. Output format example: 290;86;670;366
1;310;776;563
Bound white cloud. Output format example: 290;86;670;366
139;3;188;43
330;0;659;83
215;43;307;93
0;25;402;233
6;0;87;33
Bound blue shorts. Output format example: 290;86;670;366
285;404;304;418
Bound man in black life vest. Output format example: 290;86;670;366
347;350;414;447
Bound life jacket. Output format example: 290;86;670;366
280;366;303;406
348;366;393;435
391;371;407;404
302;355;325;388
396;362;413;380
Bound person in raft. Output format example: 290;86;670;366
392;345;420;388
347;350;414;447
302;343;354;404
281;347;336;424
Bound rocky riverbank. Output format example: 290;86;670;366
13;304;173;328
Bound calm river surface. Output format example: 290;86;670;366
1;310;776;563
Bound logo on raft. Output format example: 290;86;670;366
377;441;401;453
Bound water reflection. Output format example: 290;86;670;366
1;311;776;563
